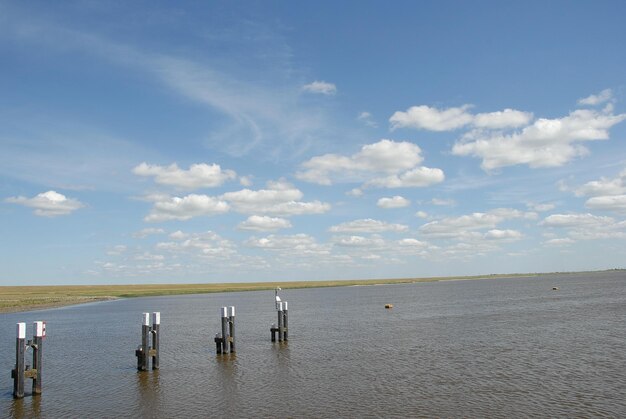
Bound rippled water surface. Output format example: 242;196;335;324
2;272;626;418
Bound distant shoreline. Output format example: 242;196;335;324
1;269;623;314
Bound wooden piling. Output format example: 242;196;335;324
283;301;288;342
228;306;236;353
32;321;43;395
138;313;150;371
151;312;160;370
270;323;277;342
13;322;26;399
215;333;223;354
277;302;284;342
220;307;230;354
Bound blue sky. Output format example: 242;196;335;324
2;1;626;285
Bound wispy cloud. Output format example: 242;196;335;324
302;81;337;95
4;16;338;161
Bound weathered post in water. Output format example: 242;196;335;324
282;302;288;342
277;302;284;342
136;313;150;371
12;322;26;399
220;307;230;354
151;312;160;370
228;306;236;353
32;321;44;394
214;333;223;354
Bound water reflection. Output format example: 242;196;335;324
7;394;41;419
135;369;161;417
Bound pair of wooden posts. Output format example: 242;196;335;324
135;312;160;371
214;306;236;354
270;301;288;342
11;321;45;399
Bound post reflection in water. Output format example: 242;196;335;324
8;394;41;419
135;369;161;416
215;353;239;415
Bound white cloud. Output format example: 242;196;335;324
157;231;239;259
329;219;409;233
415;211;428;219
484;229;523;241
377;196;410;209
302;81;337;95
569;169;626;215
169;230;189;240
297;139;444;189
541;213;612;228
237;215;292;232
390;105;473;131
473;109;533;129
540;212;626;240
526;202;555;212
220;180;331;216
390;105;531;131
245;234;330;256
453;108;626;170
107;245;127;256
365;166;445;188
132;228;166;239
419;208;535;238
544;238;575;246
5;190;84;216
430;198;456;206
239;176;253;187
575;169;626;197
398;238;428;248
357;111;378;128
585;195;626;214
133;162;237;189
144;194;230;222
578;89;613;106
346;188;363;197
332;235;386;248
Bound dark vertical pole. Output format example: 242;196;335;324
228;306;236;353
283;302;288;342
13;323;25;399
151;312;160;370
215;333;223;354
32;321;43;395
271;324;276;342
277;302;284;342
220;307;229;354
140;313;150;371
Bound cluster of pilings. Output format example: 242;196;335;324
8;292;293;399
270;301;289;342
11;321;45;399
214;306;236;354
135;312;160;371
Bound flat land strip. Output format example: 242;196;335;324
0;273;550;313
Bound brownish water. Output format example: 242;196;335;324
2;271;625;417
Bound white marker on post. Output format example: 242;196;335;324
143;313;150;326
152;312;160;325
17;322;26;339
221;307;229;318
34;321;44;337
229;306;235;317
